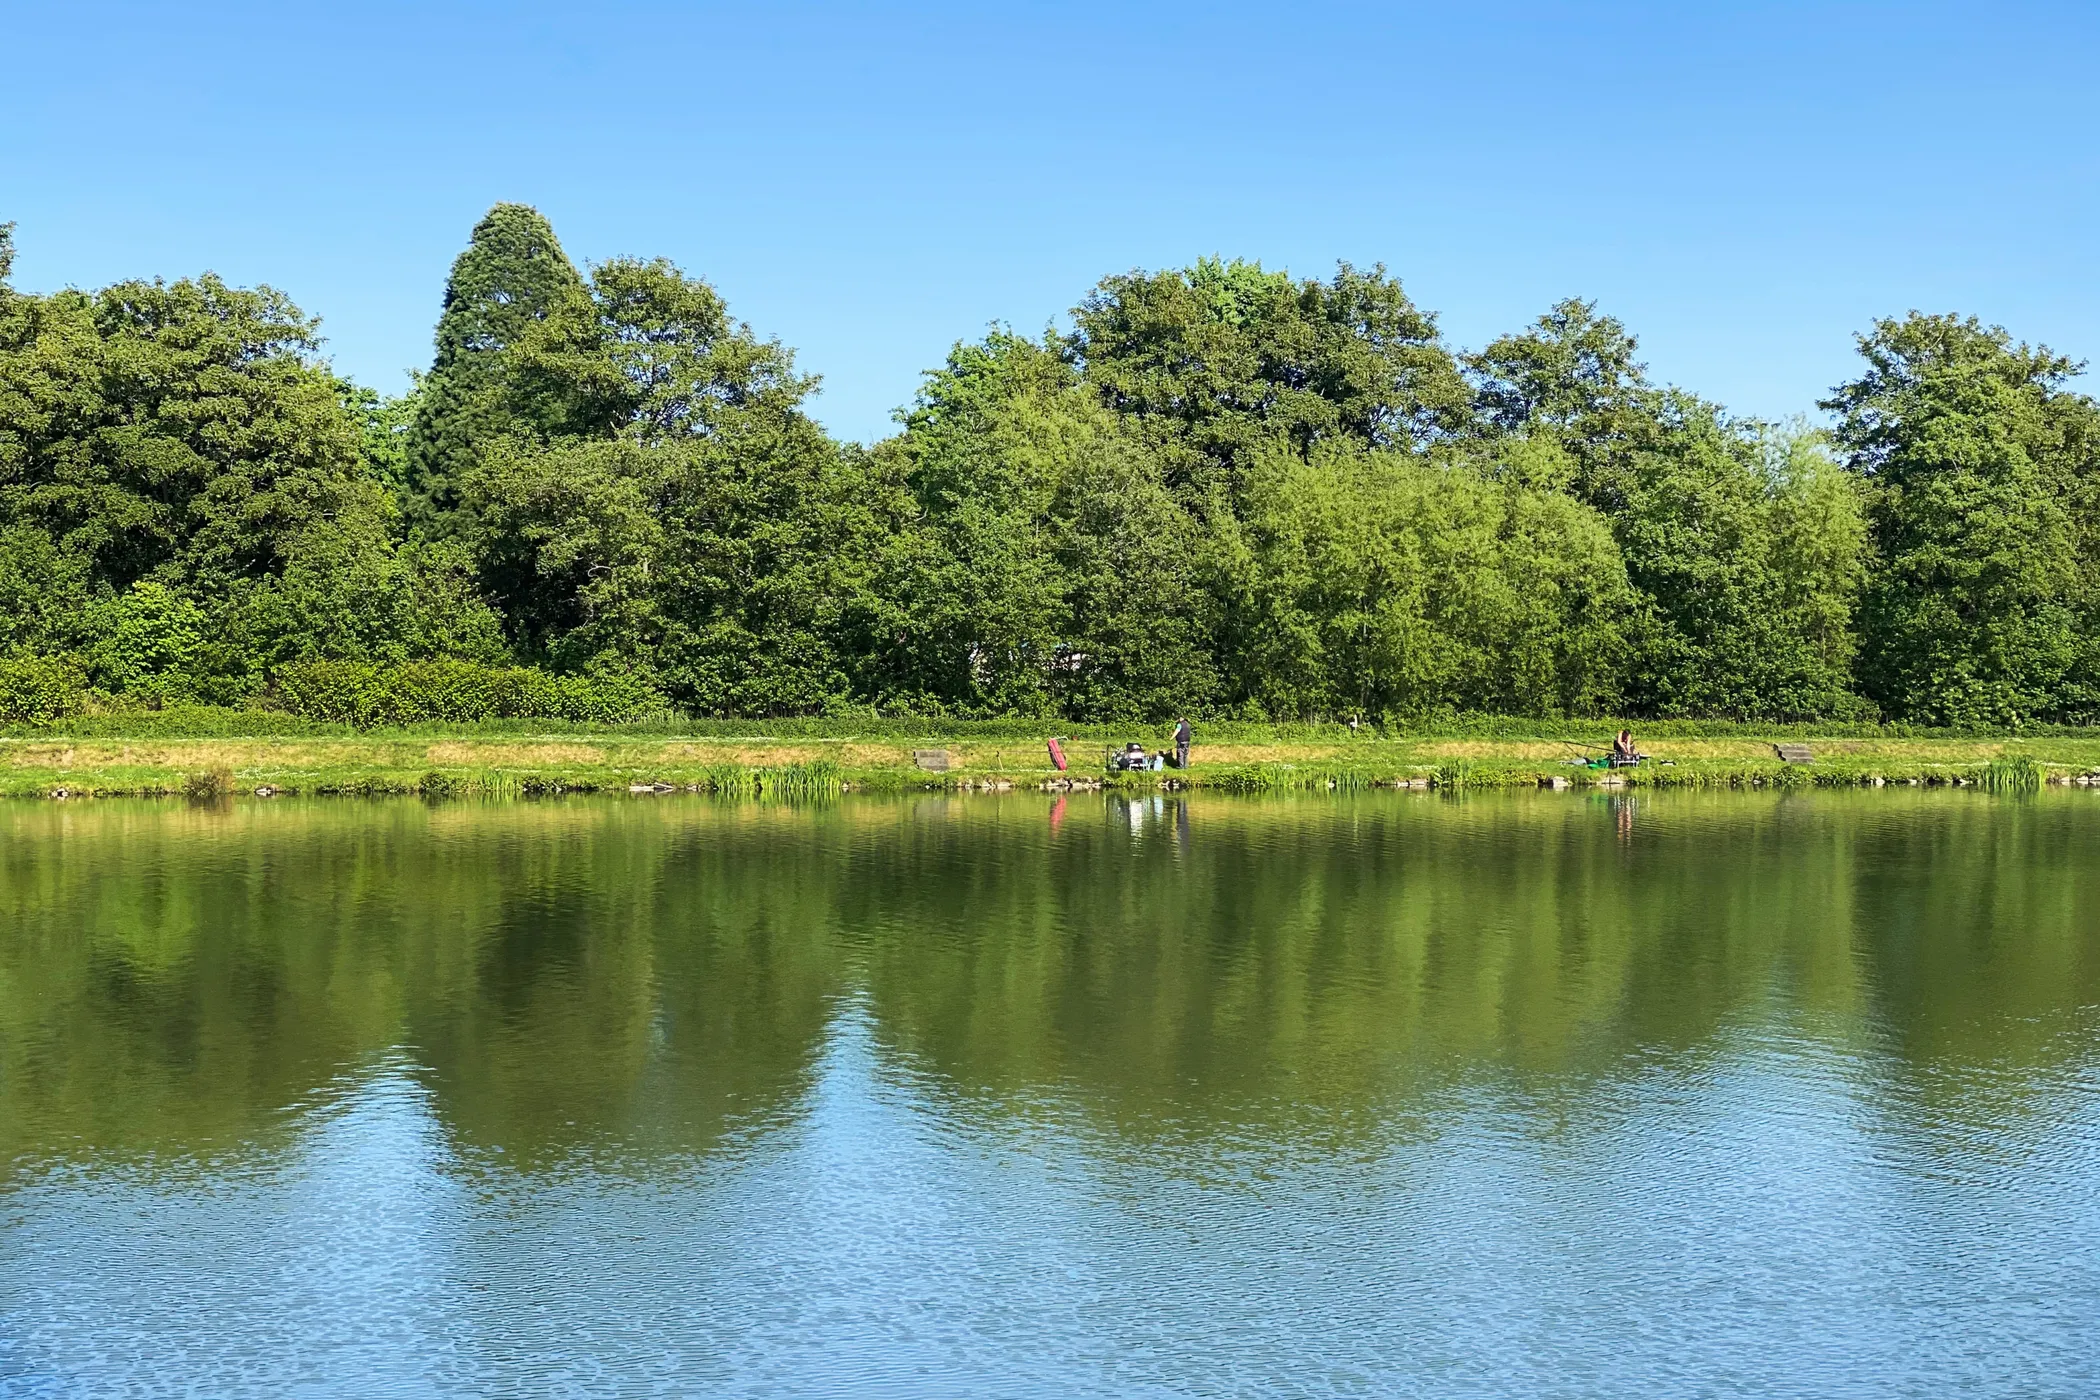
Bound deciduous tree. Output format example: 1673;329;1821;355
1825;314;2100;724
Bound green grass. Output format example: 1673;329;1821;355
6;716;2100;800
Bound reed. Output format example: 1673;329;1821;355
757;760;844;800
702;763;759;797
1434;761;1474;792
1982;755;2043;792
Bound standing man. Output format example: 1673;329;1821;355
1174;716;1192;770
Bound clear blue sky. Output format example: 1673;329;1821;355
4;1;2095;443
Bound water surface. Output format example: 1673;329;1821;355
1;790;2096;1397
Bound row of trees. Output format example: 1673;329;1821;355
2;206;2096;725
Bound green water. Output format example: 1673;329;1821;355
1;790;2095;1397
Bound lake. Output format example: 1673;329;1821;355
1;790;2095;1397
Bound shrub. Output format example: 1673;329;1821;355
86;582;210;704
182;768;233;800
0;654;86;725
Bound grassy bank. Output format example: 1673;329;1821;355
5;715;2100;798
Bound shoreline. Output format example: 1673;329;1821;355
3;730;2091;799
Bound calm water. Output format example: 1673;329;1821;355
1;790;2096;1398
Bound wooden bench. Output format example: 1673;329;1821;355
1773;743;1814;764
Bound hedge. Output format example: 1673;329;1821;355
273;659;666;727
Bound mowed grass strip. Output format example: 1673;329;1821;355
8;728;2100;798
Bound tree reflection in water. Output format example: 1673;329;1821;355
0;790;2093;1175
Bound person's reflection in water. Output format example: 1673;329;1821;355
1615;794;1634;844
1112;795;1138;839
1174;798;1190;855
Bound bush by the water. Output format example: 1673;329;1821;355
275;660;665;726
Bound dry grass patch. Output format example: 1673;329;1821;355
1872;740;2012;761
841;743;918;767
725;745;833;766
1417;740;1588;759
2;741;319;770
652;742;844;765
1636;740;1797;760
0;744;87;769
672;744;830;767
1173;744;1347;764
424;742;607;766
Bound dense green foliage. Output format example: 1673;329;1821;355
0;217;504;709
1211;441;1629;718
0;652;82;724
2;210;2095;725
1824;314;2100;725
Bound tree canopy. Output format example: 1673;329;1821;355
2;204;2095;726
1825;314;2100;724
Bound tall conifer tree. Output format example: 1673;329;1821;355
406;203;588;525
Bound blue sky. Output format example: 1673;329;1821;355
4;1;2095;443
